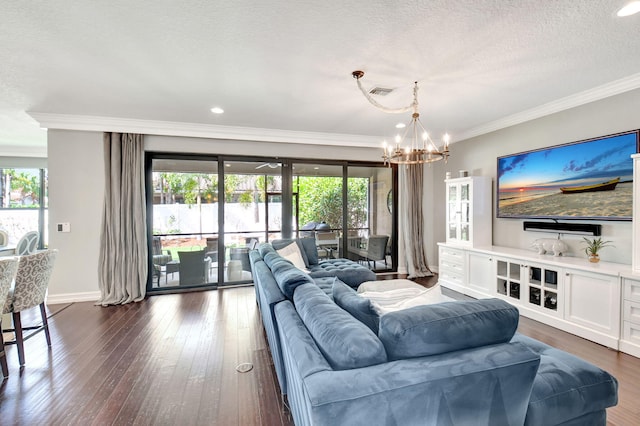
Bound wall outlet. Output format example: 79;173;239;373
57;223;71;232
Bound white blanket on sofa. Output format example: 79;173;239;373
359;283;450;315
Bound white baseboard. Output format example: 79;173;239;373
47;291;101;304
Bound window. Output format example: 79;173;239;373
0;167;47;247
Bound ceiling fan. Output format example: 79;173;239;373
255;162;281;169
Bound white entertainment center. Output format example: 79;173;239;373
438;168;640;358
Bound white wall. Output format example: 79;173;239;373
47;130;104;302
428;88;640;265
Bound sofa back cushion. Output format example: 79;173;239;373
275;241;308;270
272;238;318;267
271;260;315;300
332;279;379;333
293;283;387;370
297;237;318;266
378;298;519;360
258;243;276;259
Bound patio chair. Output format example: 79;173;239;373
363;235;389;269
2;249;58;366
152;236;179;285
178;250;210;285
0;257;20;377
0;229;8;247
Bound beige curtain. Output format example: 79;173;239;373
97;133;147;306
400;163;433;278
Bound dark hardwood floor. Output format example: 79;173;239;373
1;277;638;425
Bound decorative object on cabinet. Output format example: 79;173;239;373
497;129;638;220
351;70;451;165
530;238;568;256
582;237;613;263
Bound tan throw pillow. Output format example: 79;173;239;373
276;242;308;271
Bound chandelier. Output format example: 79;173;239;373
352;70;450;166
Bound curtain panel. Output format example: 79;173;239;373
97;133;147;305
400;163;433;278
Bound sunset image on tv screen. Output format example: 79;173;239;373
497;131;639;220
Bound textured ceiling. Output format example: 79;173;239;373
1;0;639;156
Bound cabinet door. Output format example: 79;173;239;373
467;252;493;297
564;269;621;340
446;182;461;242
495;257;523;301
525;263;562;317
446;180;472;245
459;182;471;243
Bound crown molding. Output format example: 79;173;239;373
456;72;640;142
0;144;47;158
27;113;382;148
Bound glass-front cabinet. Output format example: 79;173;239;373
445;176;492;247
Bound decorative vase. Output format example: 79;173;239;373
589;254;600;263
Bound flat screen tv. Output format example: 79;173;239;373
497;130;639;221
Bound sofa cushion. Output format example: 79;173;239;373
511;334;618;426
258;243;276;259
378;298;519;360
332;279;379;333
297;237;319;266
293;283;387;370
271;261;315;300
263;251;290;270
308;259;376;287
312;276;336;298
276;241;307;270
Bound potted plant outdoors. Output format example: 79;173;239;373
582;237;614;263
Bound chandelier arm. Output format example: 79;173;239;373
355;77;414;114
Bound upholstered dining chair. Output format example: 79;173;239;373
0;257;20;378
2;249;57;366
15;231;39;255
0;229;9;247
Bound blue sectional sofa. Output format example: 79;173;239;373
249;241;618;425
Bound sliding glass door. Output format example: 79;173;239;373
222;160;283;285
292;162;395;272
347;165;394;271
147;154;396;293
149;158;219;289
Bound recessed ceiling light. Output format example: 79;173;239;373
395;123;406;129
210;107;224;114
617;1;640;16
313;167;319;170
